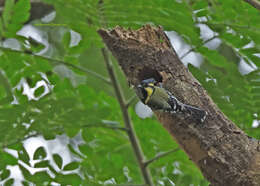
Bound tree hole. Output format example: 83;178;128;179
138;67;162;83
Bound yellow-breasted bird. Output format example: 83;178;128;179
135;78;207;123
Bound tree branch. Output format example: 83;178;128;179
98;25;260;186
244;0;260;10
101;48;154;186
144;148;180;167
0;46;111;84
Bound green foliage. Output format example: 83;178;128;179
0;0;259;185
131;109;207;185
79;127;142;184
0;0;31;38
187;0;260;135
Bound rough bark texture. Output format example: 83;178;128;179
98;25;260;186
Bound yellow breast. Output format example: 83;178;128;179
144;87;154;104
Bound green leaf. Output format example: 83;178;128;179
64;127;79;138
21;181;31;186
13;0;31;20
4;178;14;186
0;169;10;180
29;170;53;184
2;0;15;27
34;160;50;168
0;19;4;38
198;47;228;68
1;0;31;37
63;161;79;171
33;146;47;160
53;153;63;169
0;151;18;167
18;147;30;164
19;164;31;180
63;31;71;49
34;86;45;98
55;173;82;185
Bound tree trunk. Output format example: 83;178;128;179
98;25;260;186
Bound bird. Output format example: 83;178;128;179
135;78;207;123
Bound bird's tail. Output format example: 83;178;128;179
183;104;207;123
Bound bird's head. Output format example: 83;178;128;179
135;78;156;104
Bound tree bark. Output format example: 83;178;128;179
98;25;260;186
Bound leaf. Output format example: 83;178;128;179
64;127;79;138
1;0;31;37
33;146;47;160
2;0;15;27
63;162;79;171
18;147;30;164
63;31;71;49
34;160;50;168
0;19;4;38
4;178;14;186
53;153;63;169
55;173;82;185
198;47;228;68
21;181;31;186
0;169;10;180
34;86;45;98
19;164;31;180
1;151;18;166
13;0;31;23
29;170;53;184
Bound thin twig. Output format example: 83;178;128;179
101;48;154;186
125;95;137;108
244;0;260;10
180;36;217;60
0;46;111;84
81;124;128;132
144;148;180;167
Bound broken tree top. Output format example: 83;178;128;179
98;25;172;50
98;25;185;85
